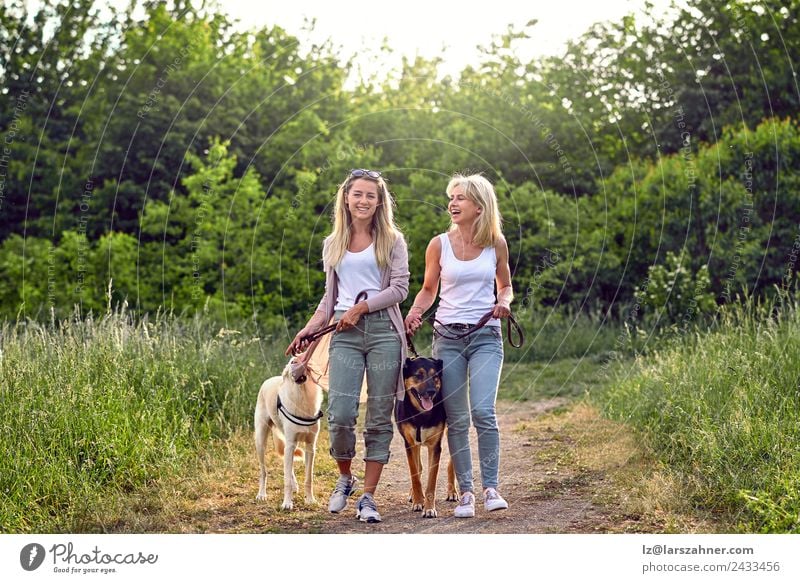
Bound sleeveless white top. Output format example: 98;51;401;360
436;233;500;326
334;242;382;311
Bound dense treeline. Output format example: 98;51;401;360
1;0;798;327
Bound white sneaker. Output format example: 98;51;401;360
355;493;382;523
483;487;508;511
328;475;357;513
454;491;475;518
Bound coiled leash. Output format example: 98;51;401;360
428;310;525;348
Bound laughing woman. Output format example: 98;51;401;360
404;173;513;518
286;169;409;523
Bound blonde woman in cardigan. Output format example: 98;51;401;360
287;169;409;523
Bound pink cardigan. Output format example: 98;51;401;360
312;234;410;400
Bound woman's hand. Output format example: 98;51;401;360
404;306;424;335
492;303;511;320
336;302;368;332
285;326;316;356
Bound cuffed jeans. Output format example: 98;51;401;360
327;309;401;464
433;324;504;493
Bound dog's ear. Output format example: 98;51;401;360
434;358;443;375
403;357;415;377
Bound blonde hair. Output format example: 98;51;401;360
446;173;503;247
323;172;400;268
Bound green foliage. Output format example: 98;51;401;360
635;251;715;325
1;1;798;323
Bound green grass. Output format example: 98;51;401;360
12;296;791;533
499;357;614;402
599;298;800;532
0;309;285;532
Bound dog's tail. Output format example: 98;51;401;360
272;431;303;459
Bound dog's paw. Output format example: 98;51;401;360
281;500;294;511
422;508;438;518
411;502;423;512
445;492;458;502
305;494;317;504
255;492;268;502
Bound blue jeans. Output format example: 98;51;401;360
327;309;401;464
433;324;503;493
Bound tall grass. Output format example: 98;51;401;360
0;309;286;532
600;298;800;532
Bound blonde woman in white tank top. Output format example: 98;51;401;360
404;174;514;518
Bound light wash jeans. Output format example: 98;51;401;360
327;309;401;464
432;324;503;493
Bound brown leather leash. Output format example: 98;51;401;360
291;291;369;355
409;309;525;350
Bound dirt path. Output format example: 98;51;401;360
318;398;649;534
148;398;710;534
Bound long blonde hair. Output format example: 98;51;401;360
446;173;503;247
323;172;401;268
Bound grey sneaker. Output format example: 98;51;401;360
355;493;382;523
454;491;476;518
328;475;357;513
483;487;508;511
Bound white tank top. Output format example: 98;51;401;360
436;233;500;326
334;242;382;311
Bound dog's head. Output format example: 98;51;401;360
284;357;310;385
402;357;443;412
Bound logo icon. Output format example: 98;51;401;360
20;543;46;571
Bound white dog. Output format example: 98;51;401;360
254;359;323;510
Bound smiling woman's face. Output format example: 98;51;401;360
448;186;480;225
346;178;380;221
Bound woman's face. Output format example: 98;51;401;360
448;186;481;226
345;178;380;222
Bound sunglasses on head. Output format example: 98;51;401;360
350;168;381;179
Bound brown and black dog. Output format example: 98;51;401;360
395;356;457;517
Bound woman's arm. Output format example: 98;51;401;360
493;235;513;319
404;236;442;335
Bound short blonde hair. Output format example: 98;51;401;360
323;171;400;268
446;173;502;248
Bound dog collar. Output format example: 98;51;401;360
277;395;323;426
